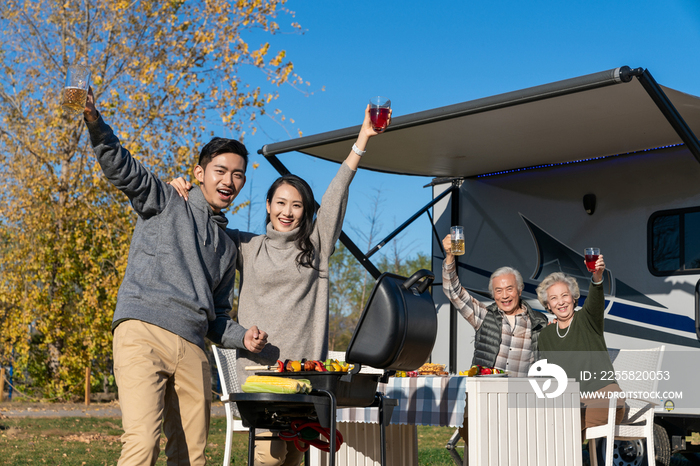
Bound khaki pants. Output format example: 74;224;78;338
113;320;211;466
580;383;627;430
254;431;305;466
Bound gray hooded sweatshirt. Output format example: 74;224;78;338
86;115;247;350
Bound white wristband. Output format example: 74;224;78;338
352;143;366;156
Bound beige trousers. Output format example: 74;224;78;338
254;431;305;466
113;320;211;466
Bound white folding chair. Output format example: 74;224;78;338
585;345;665;466
212;345;242;466
327;350;346;363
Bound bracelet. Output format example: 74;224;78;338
592;277;604;285
352;143;366;156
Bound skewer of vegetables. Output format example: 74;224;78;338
245;358;350;373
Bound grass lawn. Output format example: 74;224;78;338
416;425;460;465
0;416;244;465
5;416;699;465
0;416;459;465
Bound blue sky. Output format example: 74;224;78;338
218;0;700;264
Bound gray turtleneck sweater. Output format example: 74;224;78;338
229;162;355;382
86;115;247;351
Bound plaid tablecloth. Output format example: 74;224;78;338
337;376;467;427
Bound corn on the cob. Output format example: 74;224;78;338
296;379;312;394
241;376;312;394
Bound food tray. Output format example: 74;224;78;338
255;371;380;407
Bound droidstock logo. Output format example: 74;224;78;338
528;359;568;398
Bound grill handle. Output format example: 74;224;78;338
401;269;435;294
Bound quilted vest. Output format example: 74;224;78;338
471;301;548;368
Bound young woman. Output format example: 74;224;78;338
171;105;390;465
232;104;387;375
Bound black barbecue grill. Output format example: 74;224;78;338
346;269;438;371
233;268;438;466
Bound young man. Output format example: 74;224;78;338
83;88;268;466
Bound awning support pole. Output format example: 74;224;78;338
262;154;383;279
365;186;456;258
426;210;446;259
339;231;382;280
632;68;700;164
449;181;460;374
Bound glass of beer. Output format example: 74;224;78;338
451;226;465;256
369;96;391;132
62;65;90;113
584;247;600;272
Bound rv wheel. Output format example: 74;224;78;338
595;425;671;466
596;439;645;466
652;424;671;466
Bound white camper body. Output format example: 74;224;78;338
430;143;700;428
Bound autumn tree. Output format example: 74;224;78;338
376;251;431;279
328;243;369;351
0;0;303;400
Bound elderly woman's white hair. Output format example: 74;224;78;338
488;266;524;297
536;272;581;311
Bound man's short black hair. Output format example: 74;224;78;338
198;137;249;171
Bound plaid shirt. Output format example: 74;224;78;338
442;260;535;377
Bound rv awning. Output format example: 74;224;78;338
259;67;700;178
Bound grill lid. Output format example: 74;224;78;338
346;269;437;371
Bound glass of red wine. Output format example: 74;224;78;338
369;96;391;132
584;247;600;272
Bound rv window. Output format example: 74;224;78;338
651;215;679;272
685;212;700;269
649;208;700;275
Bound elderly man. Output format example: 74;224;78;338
441;234;548;376
442;234;549;445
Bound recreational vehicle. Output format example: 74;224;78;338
260;66;700;465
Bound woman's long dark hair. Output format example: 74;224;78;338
266;175;317;268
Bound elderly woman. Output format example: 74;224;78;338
536;255;626;430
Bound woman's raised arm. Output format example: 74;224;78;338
343;104;392;171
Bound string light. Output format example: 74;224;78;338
475;143;683;178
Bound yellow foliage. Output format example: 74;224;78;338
0;0;307;400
